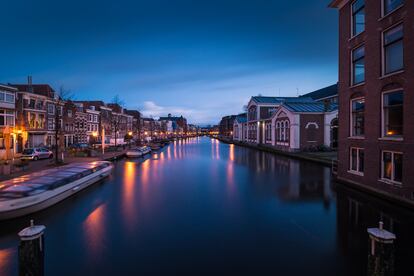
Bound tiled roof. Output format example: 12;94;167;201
251;96;313;104
283;102;338;113
235;113;247;123
300;84;338;101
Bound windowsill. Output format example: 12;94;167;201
379;5;404;21
379;178;402;187
348;136;365;140
378;137;403;142
348;170;364;177
380;70;404;79
348;31;365;42
350;82;365;89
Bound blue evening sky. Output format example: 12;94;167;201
0;0;337;125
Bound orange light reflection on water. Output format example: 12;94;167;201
122;161;137;228
83;204;106;257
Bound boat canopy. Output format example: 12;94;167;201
0;162;112;201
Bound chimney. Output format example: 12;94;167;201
27;75;33;93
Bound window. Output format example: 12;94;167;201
352;0;365;36
48;118;55;130
383;0;403;16
67;110;73;118
48;103;55;115
94;115;98;122
0;110;14;126
0;91;15;103
383;25;403;74
351;98;365;136
352;46;365;84
382;151;402;183
383;91;403;137
350;147;364;174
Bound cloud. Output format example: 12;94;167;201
140;101;238;125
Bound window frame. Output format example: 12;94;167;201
349;147;364;175
351;44;365;85
351;0;365;37
382;23;404;76
382;0;404;17
381;150;403;184
350;97;365;137
382;89;403;138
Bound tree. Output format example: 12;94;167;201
110;95;125;147
54;86;73;164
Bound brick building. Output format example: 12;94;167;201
0;84;17;159
330;0;413;200
219;115;237;138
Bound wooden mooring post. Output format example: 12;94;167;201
18;220;46;276
367;221;396;276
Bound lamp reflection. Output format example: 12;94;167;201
0;248;14;276
84;204;106;257
122;161;137;229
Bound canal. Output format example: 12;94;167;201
1;137;414;275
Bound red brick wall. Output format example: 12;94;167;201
337;0;414;199
299;114;324;149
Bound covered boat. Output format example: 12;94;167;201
0;161;113;220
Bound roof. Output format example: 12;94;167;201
300;84;338;101
11;84;56;97
251;96;313;104
159;116;185;121
0;84;18;91
329;0;348;8
283;102;338;113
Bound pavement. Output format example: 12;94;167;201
0;149;127;182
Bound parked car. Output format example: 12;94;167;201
20;148;53;161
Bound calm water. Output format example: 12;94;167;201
1;137;414;275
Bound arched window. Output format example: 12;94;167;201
284;120;290;142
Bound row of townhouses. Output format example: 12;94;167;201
0;78;194;159
229;84;339;152
0;80;138;159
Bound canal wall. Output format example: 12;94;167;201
216;136;414;210
216;137;335;167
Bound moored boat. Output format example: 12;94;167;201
126;148;143;158
0;161;113;220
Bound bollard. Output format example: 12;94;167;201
18;220;46;276
367;221;396;276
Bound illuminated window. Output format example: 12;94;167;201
383;91;403;137
382;151;402;183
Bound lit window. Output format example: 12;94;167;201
383;91;403;137
352;45;365;84
350;147;364;174
384;0;403;15
382;151;402;183
384;25;403;75
352;0;365;36
351;98;365;136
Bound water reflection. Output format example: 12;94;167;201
122;161;137;230
1;138;414;275
83;204;106;258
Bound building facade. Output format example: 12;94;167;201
271;102;338;151
0;84;17;159
13;83;57;150
233;114;247;142
330;0;413;199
